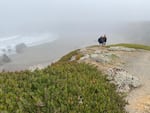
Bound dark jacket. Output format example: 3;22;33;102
103;36;107;42
98;37;103;43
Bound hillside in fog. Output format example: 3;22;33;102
116;21;150;45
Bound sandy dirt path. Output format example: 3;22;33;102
124;50;150;113
78;46;150;113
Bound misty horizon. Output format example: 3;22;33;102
0;0;149;71
0;0;150;45
0;0;150;34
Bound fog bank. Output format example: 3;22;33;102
0;0;150;44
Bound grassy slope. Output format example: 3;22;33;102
0;45;135;113
108;43;150;51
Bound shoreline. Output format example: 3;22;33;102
0;37;97;72
0;34;142;72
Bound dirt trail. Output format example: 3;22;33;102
124;50;150;113
80;46;150;112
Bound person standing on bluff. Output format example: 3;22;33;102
98;34;107;46
103;34;107;46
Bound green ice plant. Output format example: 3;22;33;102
0;51;127;113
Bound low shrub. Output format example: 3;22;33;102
0;62;127;113
108;43;150;51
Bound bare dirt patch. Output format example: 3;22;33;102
79;46;150;113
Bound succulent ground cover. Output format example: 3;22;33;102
0;46;128;113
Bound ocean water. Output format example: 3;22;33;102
0;33;58;56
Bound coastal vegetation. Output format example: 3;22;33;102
0;62;127;113
108;43;150;51
2;43;149;112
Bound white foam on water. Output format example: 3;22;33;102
0;33;58;56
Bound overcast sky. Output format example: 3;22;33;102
0;0;150;35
